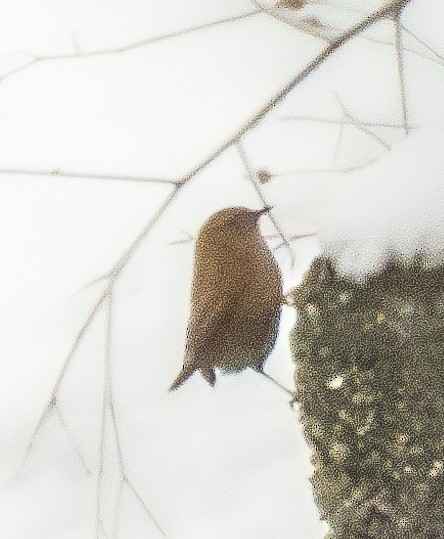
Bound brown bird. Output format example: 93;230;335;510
169;206;285;391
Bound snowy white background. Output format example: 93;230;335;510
0;0;444;537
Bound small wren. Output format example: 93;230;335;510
169;206;284;391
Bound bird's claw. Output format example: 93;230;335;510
282;292;296;307
289;390;299;408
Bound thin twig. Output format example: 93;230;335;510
0;168;175;185
394;14;410;136
110;185;181;279
256;370;295;398
333;110;346;164
0;11;260;82
55;405;91;474
103;284;166;537
271;159;380;177
249;0;331;40
18;292;107;473
96;287;113;539
104;290;121;481
174;0;411;191
0;58;37;79
328;21;444;68
274;232;317;251
400;23;444;64
99;523;110;539
280;114;417;130
335;94;391;151
237;140;296;267
125;480;167;538
112;478;125;539
168;229;194;246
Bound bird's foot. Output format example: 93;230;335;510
282;292;296;307
255;368;295;401
288;389;299;408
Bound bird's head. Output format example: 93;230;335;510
202;206;272;236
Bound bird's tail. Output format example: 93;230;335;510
169;366;195;391
169;364;216;391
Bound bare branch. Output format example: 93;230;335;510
326;20;444;68
249;0;331;40
0;58;37;79
394;14;410;136
112;478;125;539
0;11;259;81
18;292;107;473
257;160;380;179
335;94;391;151
125;480;167;538
168;229;195;246
237;140;295;265
276;0;364;15
175;0;411;191
274;232;318;251
55;405;91;474
0;168;176;185
333;110;346;164
98;521;110;539
400;23;444;64
110;185;181;279
48;0;413;302
96;287;113;539
98;284;166;537
280;114;417;130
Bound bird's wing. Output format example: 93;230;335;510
185;277;245;361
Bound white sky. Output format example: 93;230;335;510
0;0;443;537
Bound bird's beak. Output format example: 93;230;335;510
255;206;272;218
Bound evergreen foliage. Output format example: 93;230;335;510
290;256;444;538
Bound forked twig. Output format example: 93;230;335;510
96;284;166;537
55;405;91;474
335;94;392;151
274;232;317;251
400;23;444;64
